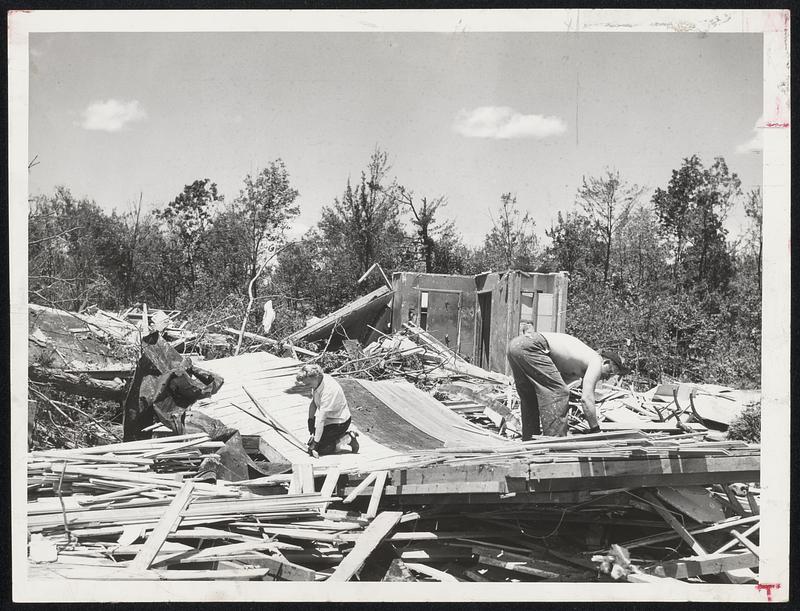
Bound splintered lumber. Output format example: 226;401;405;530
29;492;336;531
327;511;403;582
128;481;195;571
30;433;208;457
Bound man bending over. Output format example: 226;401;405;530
506;322;629;439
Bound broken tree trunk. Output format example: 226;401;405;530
29;365;129;401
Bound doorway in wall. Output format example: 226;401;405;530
477;291;492;368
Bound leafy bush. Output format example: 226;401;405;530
727;402;761;444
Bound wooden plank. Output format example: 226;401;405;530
724;484;748;516
477;554;560;579
35;565;270;581
288;467;302;495
366;471;388;518
469;544;580;576
397;545;473;562
528;454;760;482
157;543;318;581
746;491;760;515
384;481;507;496
139;436;211;459
621;516;760;550
396;462;528;485
298;463;315;494
714;522;760;554
730;529;760;558
128;481;194;571
327;511;403;582
642;491;706;556
318;467;341;512
599;422;707;432
653;552;758;579
404;562;460;582
343;471;378;503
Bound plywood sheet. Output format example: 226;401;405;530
193;353;398;469
355;379;511;448
337;379;443;452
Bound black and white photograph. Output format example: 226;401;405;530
9;9;791;603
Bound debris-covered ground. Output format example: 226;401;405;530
27;302;762;584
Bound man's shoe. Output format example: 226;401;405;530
348;431;360;454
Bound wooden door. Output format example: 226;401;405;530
420;290;462;351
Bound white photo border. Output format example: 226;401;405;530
9;8;791;603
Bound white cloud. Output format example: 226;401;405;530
736;132;763;154
80;99;146;132
453;106;567;139
736;116;764;154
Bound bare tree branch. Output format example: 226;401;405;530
28;225;83;246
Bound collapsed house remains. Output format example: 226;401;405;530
26;271;762;586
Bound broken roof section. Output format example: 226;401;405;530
284;285;393;350
28;304;140;400
29;303;140;371
192;351;511;470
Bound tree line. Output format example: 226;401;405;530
28;148;762;388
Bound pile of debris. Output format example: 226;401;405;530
28;430;760;583
26;296;762;586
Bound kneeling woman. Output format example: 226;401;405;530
295;364;359;456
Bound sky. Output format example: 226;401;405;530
28;31;764;245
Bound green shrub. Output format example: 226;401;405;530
727;402;761;444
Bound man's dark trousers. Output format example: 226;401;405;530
506;333;570;438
